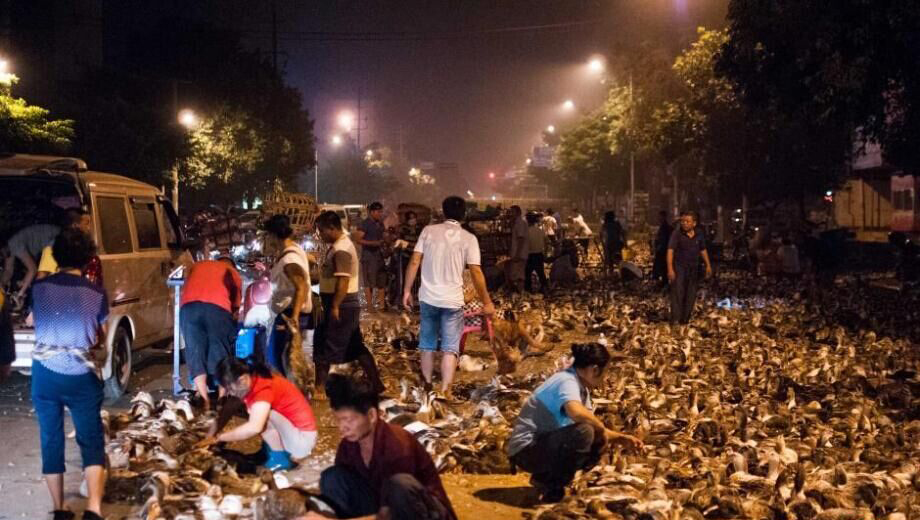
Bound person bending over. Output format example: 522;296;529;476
507;343;642;503
299;374;456;520
202;357;318;471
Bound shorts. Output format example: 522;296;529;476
268;410;317;459
419;301;464;355
360;250;387;289
313;294;370;365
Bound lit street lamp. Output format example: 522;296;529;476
172;108;200;212
365;149;374;159
488;172;496;180
331;135;343;146
546;125;556;134
588;57;605;74
177;108;199;129
562;99;575;111
337;111;355;131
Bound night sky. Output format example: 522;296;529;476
168;1;728;188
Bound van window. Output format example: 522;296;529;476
131;199;162;249
96;196;132;254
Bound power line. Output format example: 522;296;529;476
241;19;605;42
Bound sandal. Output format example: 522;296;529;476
52;511;75;520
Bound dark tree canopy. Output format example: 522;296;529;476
719;0;920;172
64;18;315;211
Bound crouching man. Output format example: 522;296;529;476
298;374;456;520
507;343;643;503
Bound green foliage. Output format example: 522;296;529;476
66;19;314;212
554;108;625;197
719;0;920;172
183;105;266;205
641;27;851;208
0;74;73;154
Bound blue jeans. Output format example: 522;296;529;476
180;302;237;379
419;302;464;355
31;361;105;474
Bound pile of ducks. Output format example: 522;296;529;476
102;393;333;519
104;254;920;519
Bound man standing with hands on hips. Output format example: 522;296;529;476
403;196;494;398
667;211;712;325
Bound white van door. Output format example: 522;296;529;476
126;196;172;342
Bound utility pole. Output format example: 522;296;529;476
171;79;180;213
314;148;319;202
397;125;405;165
356;84;362;150
628;71;635;224
271;0;278;74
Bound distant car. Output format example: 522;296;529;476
0;154;192;403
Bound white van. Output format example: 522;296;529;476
317;204;351;232
0;154;191;402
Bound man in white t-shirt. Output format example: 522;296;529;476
402;196;495;397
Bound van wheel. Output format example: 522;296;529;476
103;326;132;405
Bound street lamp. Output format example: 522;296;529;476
365;149;374;159
562;99;575;111
178;109;199;129
588;57;605;74
488;172;495;180
171;108;201;213
337;111;355;131
331;135;343;146
546;125;556;134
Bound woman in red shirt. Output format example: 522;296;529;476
207;357;317;471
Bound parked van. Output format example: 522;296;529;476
0;154;191;402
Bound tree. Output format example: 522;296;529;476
646;27;851;210
0;73;73;154
182;105;266;208
718;0;920;172
65;18;314;211
317;144;401;205
554;108;622;199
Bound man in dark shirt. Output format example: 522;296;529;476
355;202;387;311
304;374;456;520
652;210;674;283
667;211;712;325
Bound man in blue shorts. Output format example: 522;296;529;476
402;196;494;398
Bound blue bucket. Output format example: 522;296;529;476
236;327;260;359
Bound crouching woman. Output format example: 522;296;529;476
207;358;318;471
507;343;643;503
